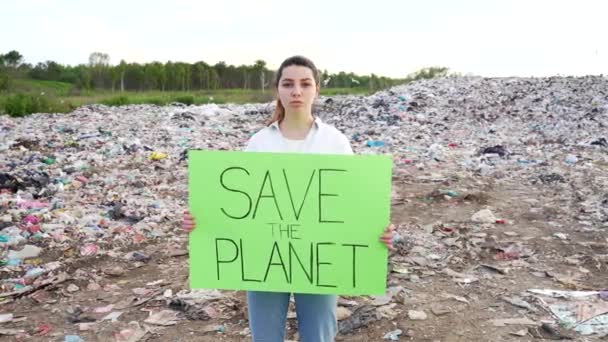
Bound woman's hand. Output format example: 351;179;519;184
379;223;395;251
181;210;196;233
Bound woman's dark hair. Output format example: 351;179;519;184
267;55;320;125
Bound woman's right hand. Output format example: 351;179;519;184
182;210;196;233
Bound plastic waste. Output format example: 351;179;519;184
64;335;85;342
383;329;403;340
366;140;386;147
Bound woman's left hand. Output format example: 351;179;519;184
379;223;395;251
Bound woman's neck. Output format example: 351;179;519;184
279;111;314;140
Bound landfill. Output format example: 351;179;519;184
0;75;607;341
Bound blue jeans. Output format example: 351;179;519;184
247;291;337;342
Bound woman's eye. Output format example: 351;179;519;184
282;83;292;87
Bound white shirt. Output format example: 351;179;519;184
283;138;307;153
244;117;353;155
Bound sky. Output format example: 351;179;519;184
2;0;606;78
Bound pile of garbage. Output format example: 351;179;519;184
1;75;607;340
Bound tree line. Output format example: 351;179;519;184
2;50;444;93
0;50;450;93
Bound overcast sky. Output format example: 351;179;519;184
2;0;606;78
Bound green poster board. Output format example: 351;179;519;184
188;150;392;295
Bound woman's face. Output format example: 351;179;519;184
277;65;319;115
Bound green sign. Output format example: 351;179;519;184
188;150;392;295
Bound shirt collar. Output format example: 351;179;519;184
270;116;322;130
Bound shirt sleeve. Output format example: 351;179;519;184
244;138;256;152
338;133;354;155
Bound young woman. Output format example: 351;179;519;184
182;55;394;342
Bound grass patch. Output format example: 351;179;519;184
11;79;74;96
173;95;195;105
2;93;74;117
101;96;130;106
320;87;373;96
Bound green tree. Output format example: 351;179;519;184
193;61;208;90
125;63;144;91
226;64;237;88
184;63;191;91
109;66;119;92
75;64;92;90
164;61;175;90
408;67;449;81
142;62;163;90
88;52;110;89
209;68;220;89
253;59;267;91
321;69;330;87
3;50;23;68
0;66;9;92
158;63;167;91
239;65;249;89
213;61;227;88
59;66;79;84
175;63;186;91
118;60;127;92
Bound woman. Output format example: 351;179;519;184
182;55;394;342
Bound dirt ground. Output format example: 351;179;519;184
1;165;607;342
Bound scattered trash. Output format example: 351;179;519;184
528;289;602;299
0;328;26;336
149;151;168;161
477;264;509;275
383;329;403;340
93;305;114;313
77;322;97;331
124;251;151;262
528;322;573;340
1;75;607;340
103;266;125;277
590;137;607;147
509;329;527;337
443;268;479;284
553;233;568;240
338;305;379;334
481;145;508;157
408;310;428;320
430;305;451;316
114;321;150;342
66;284;79;293
7;244;42;260
366;140;386;147
0;313;13;323
371;286;406;306
66;306;96;324
34;323;52;336
490;317;537;327
336;306;352;321
200;323;226;333
169;298;213;320
441;293;470;304
80;244;98;256
529;289;608;336
471;209;497;223
64;335;85;342
101;311;123;322
144;310;179;326
502;296;535;312
564;154;578;165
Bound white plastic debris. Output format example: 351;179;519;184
471;209;497;223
